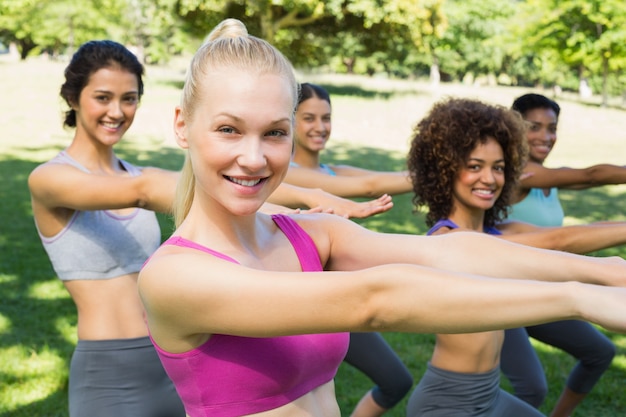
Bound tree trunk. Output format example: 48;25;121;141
601;55;609;108
259;3;275;44
343;57;356;74
429;56;440;87
18;39;36;60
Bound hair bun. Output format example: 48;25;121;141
206;18;248;42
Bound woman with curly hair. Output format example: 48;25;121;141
406;97;626;416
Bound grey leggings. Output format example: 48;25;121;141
69;336;185;417
501;321;616;407
343;332;414;409
407;363;543;417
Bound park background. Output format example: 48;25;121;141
1;1;626;416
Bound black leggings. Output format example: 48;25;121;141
343;332;414;409
500;321;616;407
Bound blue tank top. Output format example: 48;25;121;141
37;151;161;280
508;187;564;227
289;161;336;176
427;219;502;236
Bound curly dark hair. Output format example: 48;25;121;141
60;40;144;128
408;97;528;227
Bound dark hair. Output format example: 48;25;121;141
512;93;560;118
60;40;144;128
408;97;528;228
298;83;331;107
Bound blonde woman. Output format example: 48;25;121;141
138;19;626;417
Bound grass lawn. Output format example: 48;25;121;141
1;56;625;416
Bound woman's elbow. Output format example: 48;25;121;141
350;282;401;332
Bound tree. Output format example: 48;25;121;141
0;0;130;59
337;0;446;77
0;0;189;62
431;0;515;83
177;0;445;77
177;0;328;44
521;0;626;106
0;0;49;59
108;0;190;64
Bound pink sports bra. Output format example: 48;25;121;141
150;214;349;417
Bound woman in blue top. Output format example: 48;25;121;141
408;97;626;416
285;83;413;199
287;82;414;417
507;93;626;415
509;93;626;226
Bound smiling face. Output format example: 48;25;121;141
294;96;331;155
523;107;558;164
175;69;294;216
73;65;139;147
452;137;506;216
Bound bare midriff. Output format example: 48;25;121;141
430;330;505;373
64;273;148;340
246;381;340;417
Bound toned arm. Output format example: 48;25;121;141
521;162;626;190
139;229;626;355
497;221;626;254
284;166;412;198
28;162;178;213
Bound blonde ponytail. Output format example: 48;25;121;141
172;18;298;225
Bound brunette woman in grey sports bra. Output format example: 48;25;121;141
28;40;183;417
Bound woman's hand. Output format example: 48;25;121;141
314;193;394;219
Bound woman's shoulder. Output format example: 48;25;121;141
28;153;81;191
283;212;347;235
286;212;358;250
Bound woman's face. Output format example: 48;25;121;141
523;107;558;164
294;96;331;154
74;66;140;147
452;137;505;214
175;69;294;216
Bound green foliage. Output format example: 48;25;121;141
433;0;516;82
0;0;54;58
0;0;148;58
118;0;193;63
175;0;445;76
1;1;626;102
0;0;191;62
518;0;626;101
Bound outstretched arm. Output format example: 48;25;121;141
497;220;626;254
140;234;626;354
284;165;412;198
520;162;626;190
28;163;179;214
304;214;626;288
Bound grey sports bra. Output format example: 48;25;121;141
37;151;161;280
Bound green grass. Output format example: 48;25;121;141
1;57;625;416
